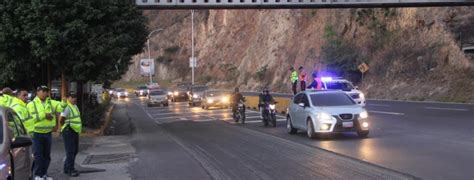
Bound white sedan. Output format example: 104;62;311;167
286;90;370;139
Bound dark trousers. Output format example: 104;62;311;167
62;126;79;173
32;132;52;177
300;81;306;92
292;81;298;95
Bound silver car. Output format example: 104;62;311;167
0;106;33;180
147;90;169;107
286;91;370;139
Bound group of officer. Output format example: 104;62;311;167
290;66;322;95
0;86;82;179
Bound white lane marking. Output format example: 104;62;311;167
193;119;215;122
180;117;187;120
425;107;469;111
368;104;391;107
229;119;286;124
368;111;405;116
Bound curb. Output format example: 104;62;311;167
82;103;116;137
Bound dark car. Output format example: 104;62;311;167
170;87;189;102
135;86;148;97
0;106;33;180
201;90;231;110
188;85;209;106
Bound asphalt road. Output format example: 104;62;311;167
123;95;473;180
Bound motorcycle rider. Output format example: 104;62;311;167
258;87;275;119
231;87;245;119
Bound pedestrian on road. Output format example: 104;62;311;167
290;67;298;95
298;66;307;92
27;86;55;180
60;92;81;177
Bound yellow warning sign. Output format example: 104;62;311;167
358;63;369;73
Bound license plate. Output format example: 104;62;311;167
342;122;354;128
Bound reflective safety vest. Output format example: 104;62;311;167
291;71;298;83
0;94;14;107
27;97;55;134
48;98;67;122
61;102;82;133
11;98;31;135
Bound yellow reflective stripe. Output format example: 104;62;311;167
32;102;40;121
64;121;81;124
66;115;81;120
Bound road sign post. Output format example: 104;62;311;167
358;63;369;81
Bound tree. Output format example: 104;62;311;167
0;0;148;90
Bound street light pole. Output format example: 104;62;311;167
191;10;195;85
147;28;163;85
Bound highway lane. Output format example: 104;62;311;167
128;94;473;180
126;97;414;180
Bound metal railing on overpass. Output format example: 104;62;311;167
135;0;474;9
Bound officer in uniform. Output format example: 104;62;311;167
60;92;81;177
27;86;56;180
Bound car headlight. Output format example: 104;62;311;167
360;93;365;99
109;90;113;94
168;92;173;95
207;99;214;103
125;92;128;96
221;97;229;103
317;112;333;121
193;94;199;98
269;104;276;110
174;92;179;96
360;111;368;119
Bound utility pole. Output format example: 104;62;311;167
191;10;195;85
147;28;163;85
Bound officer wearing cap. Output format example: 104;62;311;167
59;92;81;177
27;86;56;179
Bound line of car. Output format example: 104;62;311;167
134;77;370;140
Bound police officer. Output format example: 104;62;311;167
298;66;307;92
11;89;31;135
60;92;81;177
27;86;55;180
290;67;298;95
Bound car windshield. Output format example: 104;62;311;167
325;81;354;90
116;88;126;92
150;91;166;95
207;91;224;97
192;86;208;92
310;93;356;106
138;86;147;90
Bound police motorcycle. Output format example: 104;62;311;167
262;102;277;127
233;99;246;124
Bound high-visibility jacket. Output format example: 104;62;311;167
0;94;14;107
27;97;56;134
61;102;82;133
10;97;31;135
290;71;298;83
48;98;67;122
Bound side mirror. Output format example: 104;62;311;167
11;136;32;149
355;86;359;90
298;103;305;108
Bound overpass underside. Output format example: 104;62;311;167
136;0;474;9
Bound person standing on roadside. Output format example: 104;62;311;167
60;92;82;177
11;89;31;135
27;86;55;180
290;67;298;95
298;66;307;92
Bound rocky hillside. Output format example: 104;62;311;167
121;7;474;103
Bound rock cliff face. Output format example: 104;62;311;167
121;7;474;102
